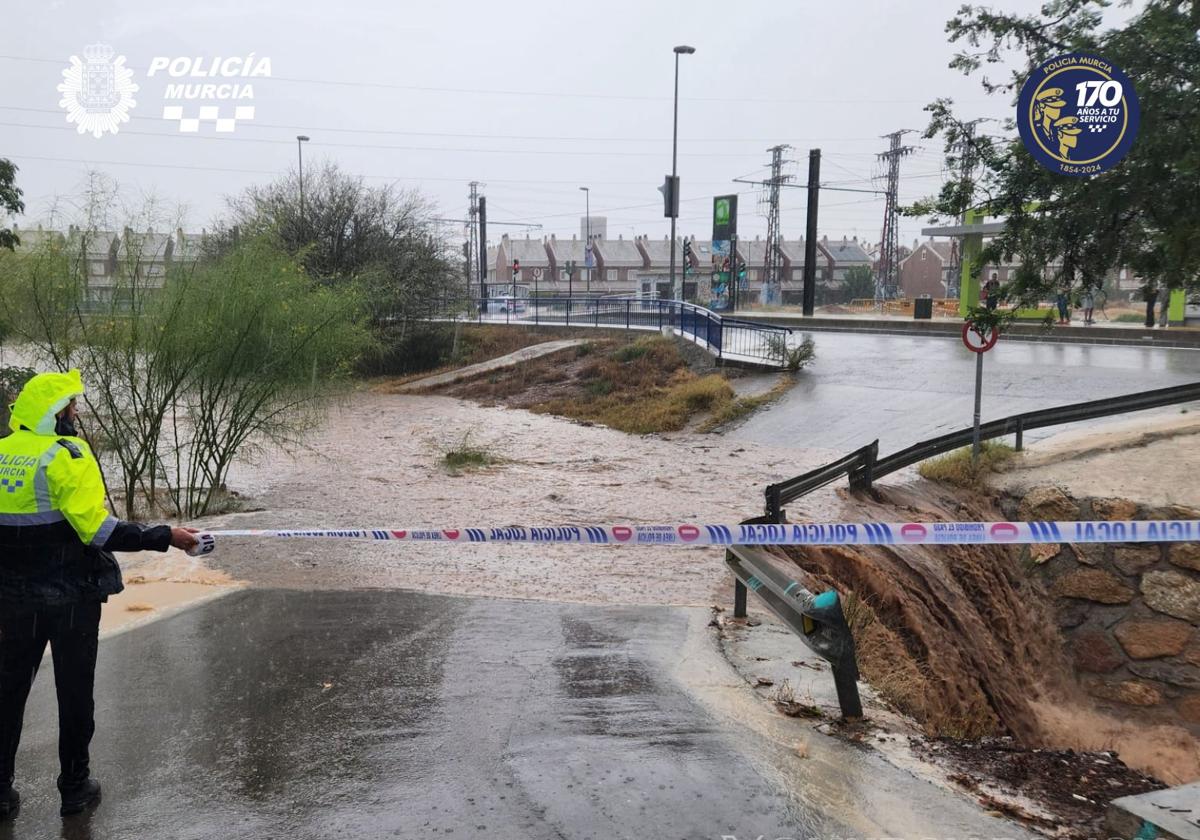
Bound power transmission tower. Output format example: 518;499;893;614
467;181;481;296
759;144;792;305
876;130;915;301
948;119;991;299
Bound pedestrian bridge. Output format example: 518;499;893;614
431;296;798;369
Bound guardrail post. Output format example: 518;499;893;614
861;440;878;490
626;299;630;330
765;484;783;523
731;548;748;619
725;545;864;721
1015;418;1024;451
566;297;571;326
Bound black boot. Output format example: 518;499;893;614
0;787;19;820
59;777;101;817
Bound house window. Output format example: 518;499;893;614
90;261;106;275
607;269;617;284
921;249;927;260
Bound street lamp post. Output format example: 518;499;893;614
296;135;310;238
579;186;590;295
669;45;695;301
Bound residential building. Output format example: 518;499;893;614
496;234;553;295
778;238;836;304
899;239;957;299
11;225;205;305
820;235;872;281
591;235;646;293
633;236;682;299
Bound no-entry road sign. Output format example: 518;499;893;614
962;322;999;353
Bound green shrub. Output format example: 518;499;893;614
918;442;1015;488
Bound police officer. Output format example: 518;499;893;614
0;370;198;819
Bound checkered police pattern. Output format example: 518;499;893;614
162;105;256;133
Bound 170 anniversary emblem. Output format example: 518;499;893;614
1017;53;1140;177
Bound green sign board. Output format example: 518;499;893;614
712;194;738;242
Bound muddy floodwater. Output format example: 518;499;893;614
204;390;841;605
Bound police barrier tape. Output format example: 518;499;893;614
185;519;1200;556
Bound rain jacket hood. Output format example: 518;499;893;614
9;369;85;436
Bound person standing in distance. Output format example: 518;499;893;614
0;370;199;819
984;273;1001;312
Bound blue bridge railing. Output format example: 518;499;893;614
431;296;794;368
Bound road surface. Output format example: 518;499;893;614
734;331;1199;452
3;590;1029;839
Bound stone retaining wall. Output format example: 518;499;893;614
1001;486;1200;732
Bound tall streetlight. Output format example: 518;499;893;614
579;186;590;294
669;45;695;301
296;135;310;238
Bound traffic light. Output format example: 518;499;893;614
513;259;520;276
659;175;680;218
683;239;693;276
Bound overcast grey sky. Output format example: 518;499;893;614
3;0;1109;249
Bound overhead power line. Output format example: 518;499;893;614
0;54;990;106
1;120;766;159
10;153;739;189
0;105;908;145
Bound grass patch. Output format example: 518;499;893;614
698;376;795;433
440;432;500;474
541;372;735;434
533;336;737;434
613;342;649;362
1113;313;1147;323
585;378;614;397
437;334;753;435
917;441;1015;488
764;335;817;372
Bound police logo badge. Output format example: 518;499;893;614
1017;53;1139;177
57;44;139;138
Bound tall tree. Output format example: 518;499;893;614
209;162;460;326
0;159;24;251
910;0;1200;304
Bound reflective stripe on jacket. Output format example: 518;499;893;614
0;370;123;605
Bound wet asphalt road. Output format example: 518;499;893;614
735;332;1199;452
2;589;840;840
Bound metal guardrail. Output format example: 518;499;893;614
430;296;794;368
764;380;1200;520
725;526;863;720
736;380;1200;723
765;442;879;523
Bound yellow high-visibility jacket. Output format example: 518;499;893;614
0;370;170;606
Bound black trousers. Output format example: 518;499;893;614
0;601;101;790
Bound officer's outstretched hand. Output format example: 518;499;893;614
170;527;201;551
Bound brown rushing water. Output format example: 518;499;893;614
780;482;1199;783
203;389;844;605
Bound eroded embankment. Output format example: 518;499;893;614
775;481;1199;784
776;484;1063;741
